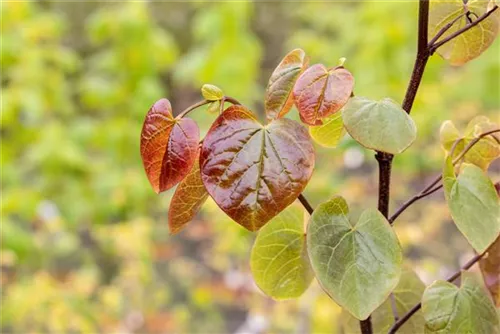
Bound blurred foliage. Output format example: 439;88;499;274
1;1;499;333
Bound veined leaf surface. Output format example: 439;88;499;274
265;48;308;121
307;196;402;320
250;204;313;299
140;98;199;193
168;148;209;234
293;64;354;126
200;105;315;231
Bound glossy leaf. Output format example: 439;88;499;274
265;48;308;121
293;64;354;126
343;97;417;154
342;266;425;334
200;105;315;231
480;235;500;306
422;272;499;333
201;84;223;101
439;117;500;170
443;157;500;253
307;196;403;320
168;148;209;234
250;203;313;299
309;111;346;148
429;0;500;66
140;98;200;193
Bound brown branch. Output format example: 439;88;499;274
388;251;487;334
428;12;467;46
429;5;499;54
389;128;500;224
298;194;314;215
177;99;211;118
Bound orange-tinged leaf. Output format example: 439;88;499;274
168;149;209;234
480;235;500;306
293;64;354;126
265;48;308;121
140;98;200;193
200;105;315;231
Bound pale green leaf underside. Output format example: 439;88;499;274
307;196;403;320
250;204;313;300
343;97;417;154
309;111;346;148
443;157;500;253
422;272;499;334
342;265;425;334
429;0;500;66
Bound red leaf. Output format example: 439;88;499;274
265;48;308;121
200;105;315;231
168;148;209;234
293;64;354;126
480;235;500;306
140;98;199;193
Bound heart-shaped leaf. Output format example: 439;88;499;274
307;196;403;320
309;111;346;148
250;203;313;299
200;105;315;231
265;48;308;121
343;97;417;154
443;157;500;253
429;0;500;66
168;148;209;234
422;272;499;333
140;98;200;193
439;117;500;170
293;64;354;126
480;235;500;306
341;266;425;334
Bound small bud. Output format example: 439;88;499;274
338;57;347;67
206;101;220;114
201;84;223;101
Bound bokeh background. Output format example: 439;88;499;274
1;1;499;333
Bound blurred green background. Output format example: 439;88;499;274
1;1;499;333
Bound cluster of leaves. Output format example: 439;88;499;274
141;0;500;332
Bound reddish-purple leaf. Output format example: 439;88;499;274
200;105;315;231
168;148;209;234
140;98;200;193
293;64;354;126
265;48;308;121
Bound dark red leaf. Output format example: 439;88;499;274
293;64;354;126
200;105;315;231
140;98;199;193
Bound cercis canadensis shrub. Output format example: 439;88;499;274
140;1;500;333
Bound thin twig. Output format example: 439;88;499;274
298;194;314;215
389;128;500;224
388;251;487;334
176;99;211;119
429;6;499;54
428;12;468;46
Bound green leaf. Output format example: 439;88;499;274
200;105;315;231
309;111;346;148
293;64;354;126
343;97;417;154
250;203;313;299
341;266;425;334
443;157;500;253
422;272;499;334
265;48;308;121
429;0;500;66
201;84;223;101
439;117;500;170
306;196;403;320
